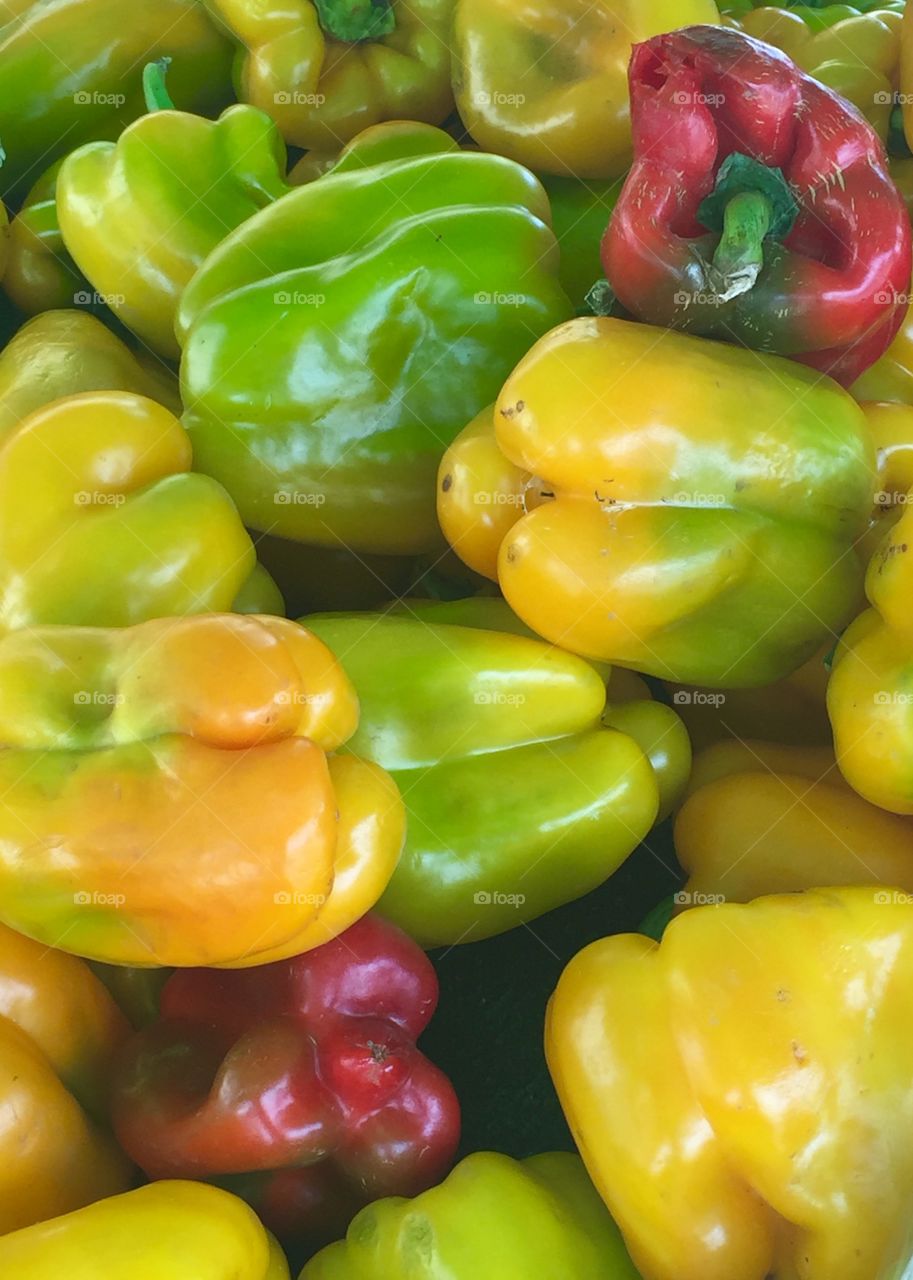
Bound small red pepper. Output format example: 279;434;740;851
109;915;460;1252
602;25;912;386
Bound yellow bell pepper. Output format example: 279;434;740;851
547;886;913;1280
439;317;873;686
675;738;913;906
857;399;913;563
0;1182;289;1279
0;921;133;1233
452;0;719;178
0;613;403;966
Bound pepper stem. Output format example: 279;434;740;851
706;190;773;303
143;58;175;113
313;0;396;42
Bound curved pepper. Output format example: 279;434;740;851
2;160;87;315
828;484;913;811
0;921;133;1233
0;1182;289;1279
0;0;233;203
0;391;257;629
0;612;404;966
177;151;571;554
855;399;913;563
203;0;454;151
851;286;913;403
302;1151;640;1279
0;313;180;440
112;914;459;1252
58;64;291;359
304;611;658;947
602;25;912;386
438;317;874;686
726;4;902;137
674;739;913;905
452;0;719;179
288;120;461;186
547;886;913;1280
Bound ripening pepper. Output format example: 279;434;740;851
203;0;454;153
111;914;460;1253
2;160;87;315
438;317;874;686
58;61;291;360
452;0;719;179
302;1151;641;1279
288;120;460;186
828;490;913;812
0;1182;289;1279
0;313;180;440
0;0;233;204
0;391;259;630
547;886;913;1280
0;921;133;1233
674;739;913;905
304;611;658;947
0;612;404;966
602;26;912;386
725;4;903;138
177;151;571;554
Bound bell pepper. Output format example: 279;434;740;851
0;0;233;204
0;612;404;966
602;26;912;387
0;920;133;1233
2;160;87;316
302;1151;641;1279
0;192;11;287
539;175;623;310
0;312;180;441
890;157;913;220
0;1182;289;1279
547;885;913;1280
725;4;903;138
438;317;874;686
0;390;259;629
828;482;913;811
855;399;913;563
177;151;571;554
452;0;719;180
58;61;291;360
851;284;913;403
203;0;454;152
111;914;460;1252
674;738;913;906
288;120;461;187
303;611;658;946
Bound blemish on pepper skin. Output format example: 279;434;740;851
791;1040;808;1064
499;400;525;418
505;543;519;564
441;473;452;492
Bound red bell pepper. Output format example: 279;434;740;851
602;25;912;386
110;915;460;1252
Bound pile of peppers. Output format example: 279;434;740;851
1;2;913;1278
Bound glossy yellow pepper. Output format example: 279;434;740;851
0;921;133;1233
674;739;913;906
547;886;913;1280
0;1182;289;1278
0;613;403;966
856;399;913;563
439;318;873;686
452;0;719;178
1;159;86;315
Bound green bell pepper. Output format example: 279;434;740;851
0;0;233;204
177;151;572;555
303;611;658;946
539;175;623;310
301;1151;641;1279
57;61;291;359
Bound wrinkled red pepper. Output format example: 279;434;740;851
602;25;912;386
110;915;460;1251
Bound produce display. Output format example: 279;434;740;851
1;1;913;1276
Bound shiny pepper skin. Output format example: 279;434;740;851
0;613;404;967
111;915;460;1252
547;886;913;1280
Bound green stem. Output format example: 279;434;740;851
707;190;772;302
143;58;174;113
313;0;396;42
